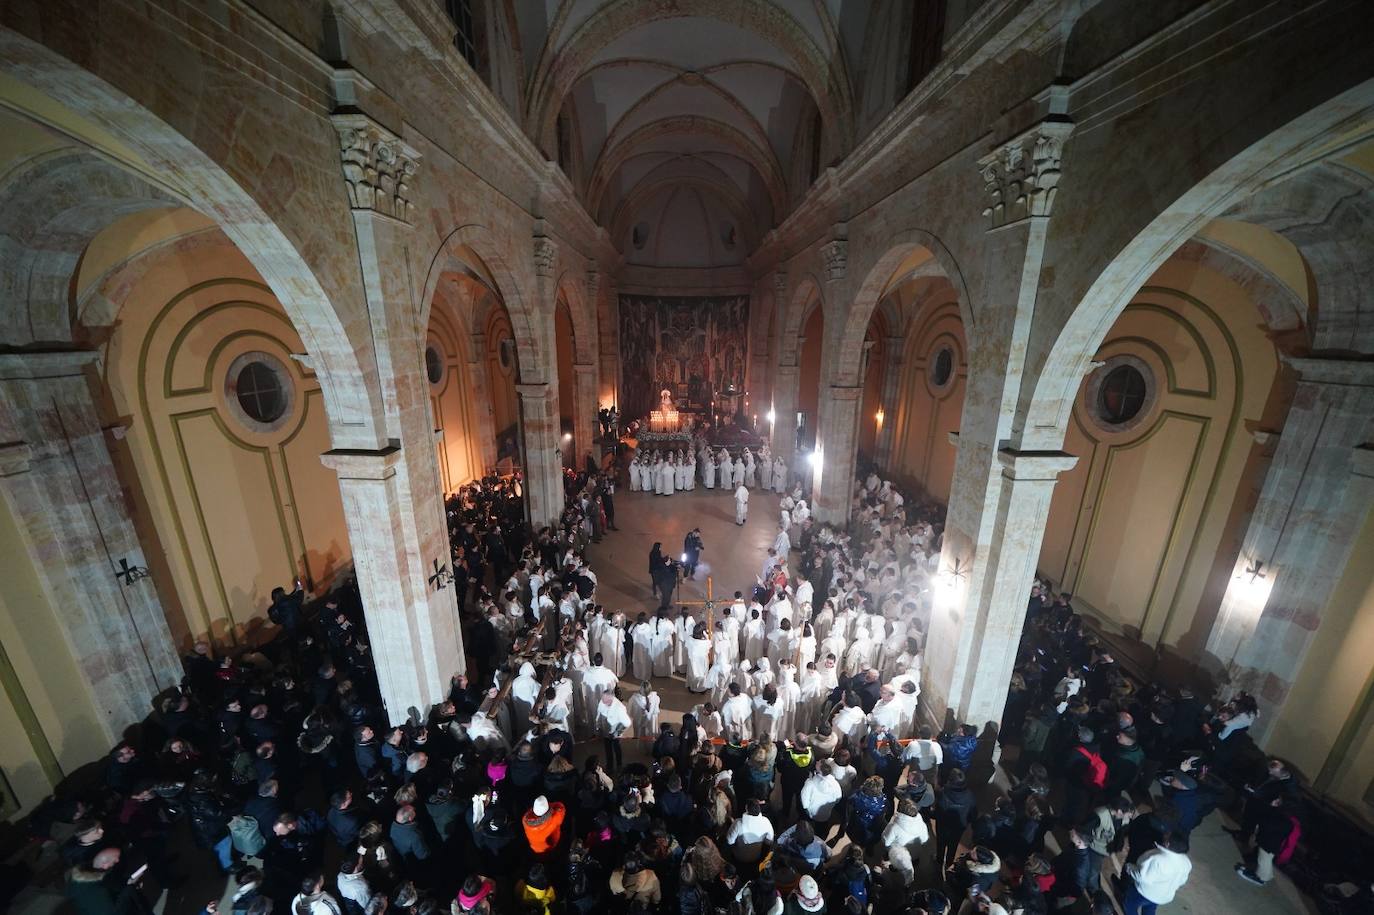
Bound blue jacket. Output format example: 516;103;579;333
848;790;888;843
943;733;978;769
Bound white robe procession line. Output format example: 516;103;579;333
686;636;711;691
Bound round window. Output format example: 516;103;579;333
425;345;444;386
224;351;295;434
1098;364;1147;424
930;346;954;388
236;361;286;423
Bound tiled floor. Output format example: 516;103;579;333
6;486;1317;914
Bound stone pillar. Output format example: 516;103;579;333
321;447;462;723
573;362;598;460
518;383;563;528
772;363;800;474
813;385;863;525
926;448;1078;728
0;351;182;741
329;112;464;721
594;272;620;410
467;332;498;472
1205;358;1374;739
874;336;906;471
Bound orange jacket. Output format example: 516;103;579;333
522;803;566;853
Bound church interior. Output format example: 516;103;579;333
1;2;1372;914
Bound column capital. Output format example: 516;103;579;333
997;448;1078;480
330;113;421;224
516;382;555;402
320;444;402;480
1283;356;1374;387
820;238;847;282
979;117;1074;230
533;236;557;277
776;363;800;378
0;349;99;380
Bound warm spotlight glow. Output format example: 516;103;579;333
766;409;776;425
807;450;821;469
561;432;572;442
875;407;885;427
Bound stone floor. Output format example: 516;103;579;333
5;485;1316;914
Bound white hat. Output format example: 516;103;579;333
795;876;824;912
532;796;549;816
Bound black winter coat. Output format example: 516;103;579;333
187;787;231;846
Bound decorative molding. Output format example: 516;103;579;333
330;114;421;223
820;239;848;282
586;268;600;302
0;441;33;477
773;270;788;296
533;237;558;277
978;119;1074;230
1282;356;1374;387
997;447;1079;481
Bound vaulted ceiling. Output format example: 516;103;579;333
514;1;878;269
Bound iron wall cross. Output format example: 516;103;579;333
428;559;451;590
115;557;150;585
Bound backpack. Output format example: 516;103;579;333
1076;747;1108;790
228;814;266;856
838;865;870;907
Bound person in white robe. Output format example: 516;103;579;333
752;656;776;692
843;626;877;678
673;609;694;672
629;681;661;738
742;609;766;664
772;456;787;494
773;524;792;557
707;653;734;707
463;706;509;753
711;620;738;669
797;620;817;671
877;623;910;682
820;630;848;670
733;660;757;697
775;662;801;737
630;613;655;681
579;651;618;730
662;457;676;496
753;686;783;742
867;685;905;737
675;453;689;490
768;618;798;666
793;500;811;525
509;662;541;739
702;446;715;489
685;624;712;692
628;456;641;491
686;452;697;490
743;449;756;487
596;611;627;679
734;482;750;525
818;655;841;693
733;456;747;487
811;601;834;644
693;702;724;739
716;451;729;488
759;452;773;490
831;694;867;748
797;662;827;734
794;575;814;610
720;684;754;740
649;612;675;678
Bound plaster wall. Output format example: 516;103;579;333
103;236;352;648
889;301;967;504
426;311;484;492
1039;254;1280;651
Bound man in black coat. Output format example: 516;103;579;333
776;734;816;819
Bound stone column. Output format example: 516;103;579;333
813;385;863;524
330;113;464;721
1205;358;1374;739
0;351;182;741
573;362;599;460
321;447;462;722
771;363;800;474
594;272;620;410
518;383;563;528
873;336;906;471
926;448;1078;728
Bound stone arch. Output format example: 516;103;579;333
834;229;974;387
553;269;596;365
1024;80;1374;449
0;148;180;345
0;28;382;450
777;274;825;368
1220;161;1374;353
417;223;541;381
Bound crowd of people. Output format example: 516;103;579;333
27;443;1349;915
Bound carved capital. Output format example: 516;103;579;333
533;237;557;278
978;119;1074;229
820;239;847;282
773;270;788;296
331;114;421;223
